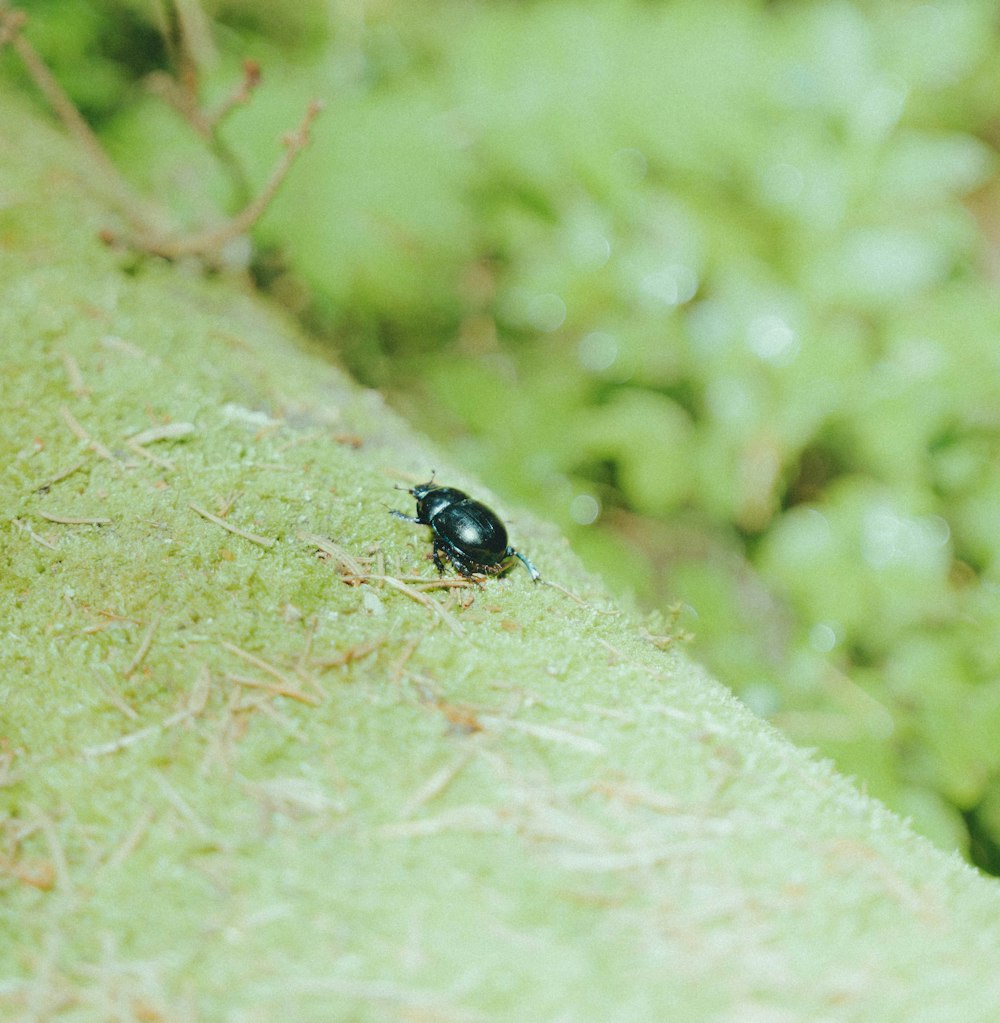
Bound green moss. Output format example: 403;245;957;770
4;91;1000;1022
174;0;1000;864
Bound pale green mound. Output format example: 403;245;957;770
3;92;1000;1023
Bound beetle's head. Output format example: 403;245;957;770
393;470;438;501
407;479;438;502
397;476;468;522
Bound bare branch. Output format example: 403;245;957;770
2;3;320;266
205;59;262;133
136;99;322;261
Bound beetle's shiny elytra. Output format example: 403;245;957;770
391;478;541;582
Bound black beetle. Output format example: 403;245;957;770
391;477;540;582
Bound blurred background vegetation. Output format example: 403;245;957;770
7;0;1000;871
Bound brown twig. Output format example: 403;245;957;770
221;641;305;690
126;422;196;445
12;517;58;551
31;457;87;494
206;59;262;131
226;674;320;706
372;575;466;638
59;351;89;397
135;98;322;260
303;534;468;636
1;3;320;265
59;406;119;464
145;58;262;205
310;638;384;671
302;531;367;578
37;511;111;526
123;615;161;678
189;502;276;548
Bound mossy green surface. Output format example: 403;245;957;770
4;92;1000;1022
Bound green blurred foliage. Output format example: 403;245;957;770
9;0;1000;869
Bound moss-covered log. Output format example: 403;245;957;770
3;93;1000;1023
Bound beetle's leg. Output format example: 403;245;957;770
389;509;422;525
453;562;487;586
507;547;541;582
431;540;448;575
439;545;488;584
